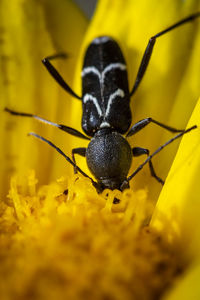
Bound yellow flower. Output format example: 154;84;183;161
1;0;200;299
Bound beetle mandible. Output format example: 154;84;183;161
5;12;200;192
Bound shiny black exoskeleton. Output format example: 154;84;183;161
81;36;133;191
5;13;199;193
86;129;132;190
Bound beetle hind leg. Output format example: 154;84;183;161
42;55;82;100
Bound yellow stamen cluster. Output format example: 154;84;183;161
0;171;187;299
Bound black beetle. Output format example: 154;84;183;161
5;12;199;192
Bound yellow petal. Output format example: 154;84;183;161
159;12;200;193
73;0;200;202
164;260;200;300
152;96;200;259
0;0;88;198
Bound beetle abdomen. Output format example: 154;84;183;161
82;36;132;136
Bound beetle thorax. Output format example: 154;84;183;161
86;129;132;190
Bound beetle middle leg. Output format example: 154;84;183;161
126;117;185;137
132;147;164;184
5;107;89;140
72;147;86;174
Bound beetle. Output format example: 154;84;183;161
5;12;199;193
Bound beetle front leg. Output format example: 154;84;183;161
28;133;95;183
72;148;86;174
132;147;164;184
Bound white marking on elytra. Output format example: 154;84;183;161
103;63;126;78
83;94;103;117
34;116;59;127
83;89;125;128
82;67;101;80
82;63;126;106
105;89;125;118
92;36;111;44
82;63;126;87
100;121;110;128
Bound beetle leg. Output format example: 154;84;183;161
126;117;184;137
42;55;82;100
132;147;164;184
130;12;200;97
43;53;68;60
72;147;86;174
28;132;95;184
121;125;196;189
5;107;90;140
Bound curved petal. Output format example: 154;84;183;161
164;260;200;300
0;0;88;199
152;97;200;259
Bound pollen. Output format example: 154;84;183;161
0;171;188;299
